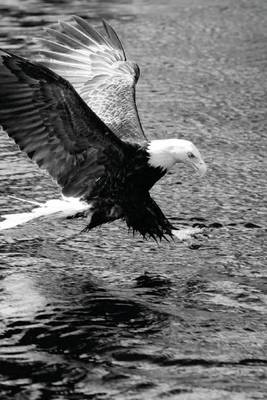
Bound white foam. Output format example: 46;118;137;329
172;227;203;241
0;196;91;230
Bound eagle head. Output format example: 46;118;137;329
147;139;207;176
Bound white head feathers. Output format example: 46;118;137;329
147;139;207;176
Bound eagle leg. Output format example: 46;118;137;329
82;200;123;232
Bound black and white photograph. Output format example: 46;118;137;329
0;0;266;399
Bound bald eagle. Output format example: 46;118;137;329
0;17;206;240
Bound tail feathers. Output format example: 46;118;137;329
0;211;41;230
0;196;91;231
7;195;42;206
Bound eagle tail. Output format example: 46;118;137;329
0;196;91;230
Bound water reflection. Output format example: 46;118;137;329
0;256;169;398
1;273;46;320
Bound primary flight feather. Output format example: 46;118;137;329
38;17;145;141
0;17;207;240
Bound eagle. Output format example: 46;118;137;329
0;17;206;240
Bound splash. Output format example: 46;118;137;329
172;227;203;241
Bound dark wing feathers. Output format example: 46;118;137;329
0;49;126;198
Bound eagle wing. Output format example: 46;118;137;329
0;50;127;198
37;17;146;142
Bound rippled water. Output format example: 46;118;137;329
0;0;266;399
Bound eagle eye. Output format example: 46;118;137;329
188;152;195;159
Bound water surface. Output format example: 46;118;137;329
0;0;266;399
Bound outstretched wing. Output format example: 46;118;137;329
0;50;127;198
37;17;146;142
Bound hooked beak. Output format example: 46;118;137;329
191;159;207;177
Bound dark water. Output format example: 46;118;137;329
0;0;266;399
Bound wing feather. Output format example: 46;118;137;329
0;50;128;199
102;20;126;57
72;16;115;49
37;17;146;142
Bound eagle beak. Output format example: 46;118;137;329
191;159;207;177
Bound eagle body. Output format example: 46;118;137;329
0;17;206;240
84;143;171;238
